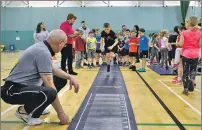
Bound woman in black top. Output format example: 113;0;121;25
168;26;179;66
100;23;118;72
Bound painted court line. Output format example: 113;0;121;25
1;121;202;127
158;80;201;116
75;93;92;130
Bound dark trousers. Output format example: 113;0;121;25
61;44;73;72
136;47;140;62
182;56;198;89
1;76;67;118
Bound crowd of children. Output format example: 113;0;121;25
73;15;201;95
74;24;149;72
148;16;201;95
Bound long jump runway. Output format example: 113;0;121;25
68;66;138;130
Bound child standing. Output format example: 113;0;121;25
86;31;97;68
179;16;201;95
160;30;169;69
94;29;102;67
117;33;126;65
75;30;85;69
124;29;131;66
150;33;160;64
129;31;139;71
137;28;149;72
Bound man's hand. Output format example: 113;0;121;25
69;76;79;93
57;112;70;125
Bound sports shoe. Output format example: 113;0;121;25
172;77;177;80
182;88;189;95
172;79;182;84
132;66;136;71
41;107;50;115
138;68;146;72
16;106;44;125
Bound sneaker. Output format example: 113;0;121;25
88;64;92;69
16;106;44;125
182;88;189;95
41;107;50;115
172;79;182;84
188;80;194;92
91;65;96;68
172;77;177;80
69;71;78;75
132;66;136;71
83;63;88;66
129;66;133;69
138;68;146;72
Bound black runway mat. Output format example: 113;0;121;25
67;66;137;130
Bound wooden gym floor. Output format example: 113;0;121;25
1;51;201;130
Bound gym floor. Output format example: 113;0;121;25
1;51;201;130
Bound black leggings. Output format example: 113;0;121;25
182;56;198;89
1;76;67;118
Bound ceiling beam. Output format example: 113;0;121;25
103;1;110;6
58;1;65;6
77;1;82;6
5;1;12;6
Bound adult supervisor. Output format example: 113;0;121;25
60;13;79;75
1;29;79;125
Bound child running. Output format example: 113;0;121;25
178;16;201;95
129;31;139;71
100;23;118;72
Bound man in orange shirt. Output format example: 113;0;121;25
129;31;139;71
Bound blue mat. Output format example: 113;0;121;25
148;64;201;75
67;66;137;130
147;64;173;75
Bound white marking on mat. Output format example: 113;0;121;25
123;95;131;130
75;93;92;130
159;80;201;116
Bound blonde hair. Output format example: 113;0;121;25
189;16;198;27
160;29;169;38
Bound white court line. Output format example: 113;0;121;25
75;93;92;130
1;105;17;116
158;80;201;116
123;95;131;130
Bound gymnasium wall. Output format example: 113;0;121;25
1;6;201;50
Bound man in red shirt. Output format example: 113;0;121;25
60;13;79;75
